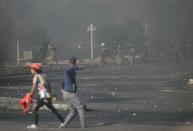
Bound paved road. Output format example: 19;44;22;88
1;63;193;131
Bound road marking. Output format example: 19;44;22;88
160;90;173;92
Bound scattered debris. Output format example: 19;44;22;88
132;113;136;117
176;122;180;124
186;121;190;125
124;107;128;110
111;92;116;96
188;79;193;84
178;109;182;112
187;79;193;87
124;117;129;120
160;89;173;92
153;105;158;109
91;96;94;100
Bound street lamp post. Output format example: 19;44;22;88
87;23;96;60
17;39;20;64
16;31;20;65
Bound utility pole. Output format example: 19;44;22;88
17;39;20;64
16;31;20;65
87;23;96;60
145;23;149;36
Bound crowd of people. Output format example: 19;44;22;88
99;44;140;70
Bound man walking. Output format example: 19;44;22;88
59;57;86;128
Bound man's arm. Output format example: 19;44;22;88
30;75;38;96
75;66;83;71
30;84;36;97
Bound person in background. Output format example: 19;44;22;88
59;57;86;128
27;63;64;129
100;43;108;66
142;46;149;64
128;47;135;67
115;45;123;70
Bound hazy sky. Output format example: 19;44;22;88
0;0;193;62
